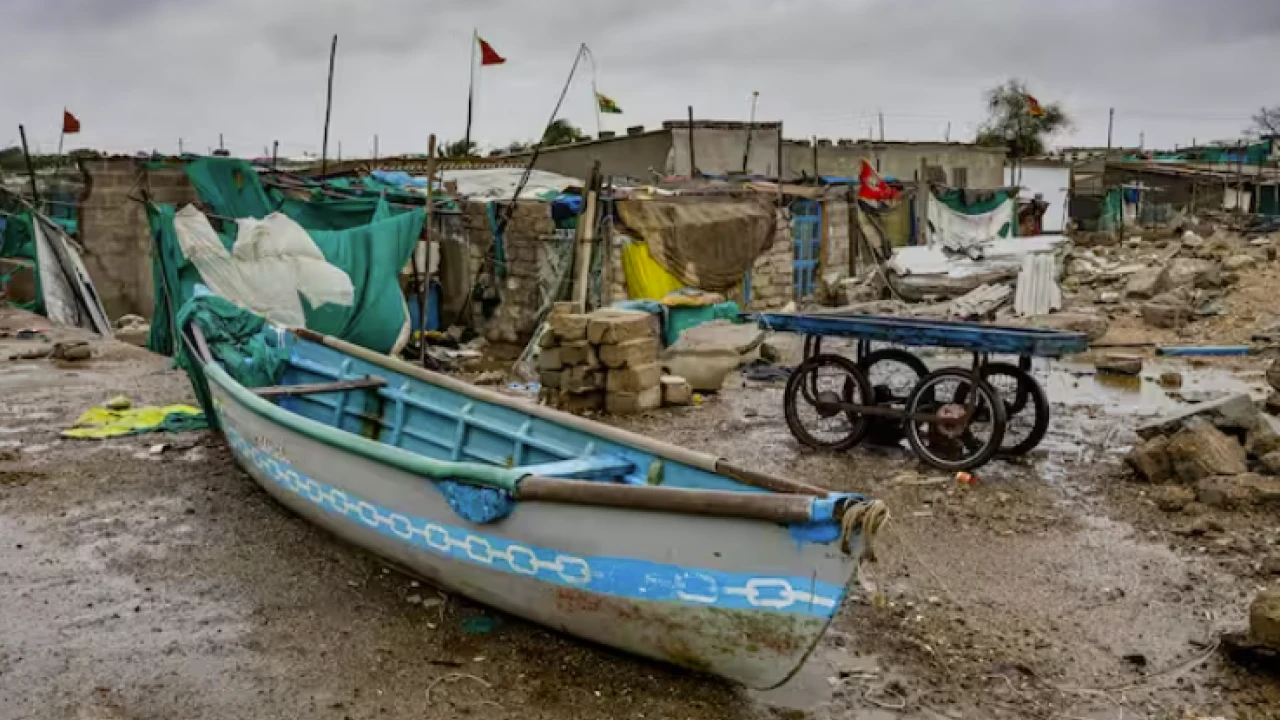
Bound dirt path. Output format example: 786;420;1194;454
0;308;1274;719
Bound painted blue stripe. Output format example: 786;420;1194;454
223;426;847;618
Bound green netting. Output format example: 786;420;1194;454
175;294;290;422
0;212;44;314
184;157;276;218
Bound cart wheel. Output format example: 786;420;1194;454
903;368;1007;471
979;362;1050;456
784;354;873;451
858;349;928;446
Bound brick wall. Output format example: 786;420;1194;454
744;208;795;310
824;199;851;277
78;158;196;320
458;200;558;344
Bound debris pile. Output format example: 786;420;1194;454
1127;394;1280;510
537;304;689;415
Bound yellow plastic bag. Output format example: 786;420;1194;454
621;240;684;301
62;403;206;439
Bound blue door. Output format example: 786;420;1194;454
792;200;823;299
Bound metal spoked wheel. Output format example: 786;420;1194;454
784;354;874;451
979;362;1050;456
903;368;1007;471
859;348;929;446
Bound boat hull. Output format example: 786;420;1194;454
210;380;858;689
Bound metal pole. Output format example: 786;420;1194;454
18;125;39;205
272;140;278;169
811;136;819;180
1106;107;1114;155
464;29;476;155
687;105;697;176
321;34;338;174
179;138;184;155
219;133;224;151
878;111;885;142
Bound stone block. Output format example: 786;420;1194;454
1124;267;1165;299
605;386;663;415
552;301;585;316
1098;354;1143;375
1195;473;1280;509
1127;436;1171;482
587;310;656;345
1137;393;1262;440
550;313;590;342
538;370;563;389
661;375;693;406
537;347;563;371
559;340;599;368
562;365;604;393
1164;258;1221;289
606;362;662;393
538;329;559;349
1165;418;1248;483
1247;414;1280;458
598;337;660;369
1152;484;1196;512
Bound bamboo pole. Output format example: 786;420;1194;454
320;34;337;175
419;134;437;366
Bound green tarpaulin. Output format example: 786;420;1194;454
0;212;43;315
176;293;291;423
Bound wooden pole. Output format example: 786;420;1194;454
419;134;437;365
915;157;929;246
847;186;861;275
775;123;784;180
1106;107;1114;156
179;137;184;155
373;134;379;162
811;136;819;180
741;90;759;174
686;105;697;176
219;133;224;152
321;34;338;175
272;140;278;169
18;125;39;205
945;122;951;142
572;161;603;308
878;111;885;142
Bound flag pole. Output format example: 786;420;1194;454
57;109;66;160
464;29;477;155
320;34;337;175
585;46;601;137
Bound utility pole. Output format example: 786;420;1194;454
1106;107;1114;155
178;137;184;155
686;105;697;176
219;133;224;152
272;140;278;169
944;122;951;142
373;134;379;162
1139;130;1145;151
741;90;759;174
878;111;885;142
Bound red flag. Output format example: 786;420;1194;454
1025;94;1045;117
62;110;81;134
857;160;900;201
477;37;505;66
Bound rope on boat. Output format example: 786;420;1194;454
840;498;889;561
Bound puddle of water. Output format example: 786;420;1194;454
1045;359;1266;417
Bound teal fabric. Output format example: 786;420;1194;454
184;157;275;218
1;212;44;315
175;294;290;421
932;189;1013;216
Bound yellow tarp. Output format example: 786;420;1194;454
621;240;685;301
62;403;206;439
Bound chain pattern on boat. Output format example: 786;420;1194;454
224;427;842;615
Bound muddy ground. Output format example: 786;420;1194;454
1;305;1279;720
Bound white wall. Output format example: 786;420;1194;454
1006;165;1070;232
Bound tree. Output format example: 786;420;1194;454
541;119;586;146
1250;106;1280;137
974;79;1070;160
505;140;532;153
442;139;477;158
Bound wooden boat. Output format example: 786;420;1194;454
184;323;883;689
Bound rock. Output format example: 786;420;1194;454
1023;312;1109;342
1261;556;1280;575
561;366;604;393
1248;415;1280;458
1124;267;1166;299
537;370;562;389
1196;473;1280;509
1264;452;1280;476
605;386;662;415
1097;353;1143;375
1136;393;1262;440
605;362;662;393
660;375;692;406
760;340;782;363
1098;291;1121;304
537;347;564;371
1159;372;1183;388
1164;258;1221;289
51;342;91;361
1182;230;1205;247
1142;295;1193;329
1128;436;1172;483
1152;484;1196;512
598;338;660;369
1165;418;1248;483
406;594;423;605
1268;361;1280;393
1224;254;1257;272
551;301;584;315
1268;393;1280;416
1251;590;1280;648
587;311;656;345
473;370;505;386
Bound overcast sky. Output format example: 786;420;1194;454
4;0;1279;158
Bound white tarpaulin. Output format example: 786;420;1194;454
30;216;79;328
886;234;1070;300
174;205;354;327
926;195;1016;253
29;213;112;335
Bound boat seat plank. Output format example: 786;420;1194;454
514;454;635;482
255;377;387;399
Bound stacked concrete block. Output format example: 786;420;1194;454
744;207;797;311
539;307;671;415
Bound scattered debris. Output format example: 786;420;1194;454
1097;353;1143;375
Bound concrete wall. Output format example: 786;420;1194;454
78;159;197;320
824;199;851;277
512;131;673;183
458;200;558;345
666;122;783;177
783;141;1006;188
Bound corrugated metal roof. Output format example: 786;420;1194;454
1014;252;1062;317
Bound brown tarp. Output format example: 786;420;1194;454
615;197;776;292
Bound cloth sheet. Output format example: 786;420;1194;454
616;198;775;292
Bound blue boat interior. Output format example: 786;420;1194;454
268;332;772;495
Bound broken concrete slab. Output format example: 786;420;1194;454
1223;254;1257;272
1163;258;1221;289
1152;484;1196;512
1197;473;1280;509
1263;451;1280;475
1142;291;1194;329
1165;418;1248;483
1097;353;1143;375
1246;414;1280;458
1136;393;1262;440
1124;267;1165;299
1021;312;1109;342
1268;361;1280;393
1127;435;1172;483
